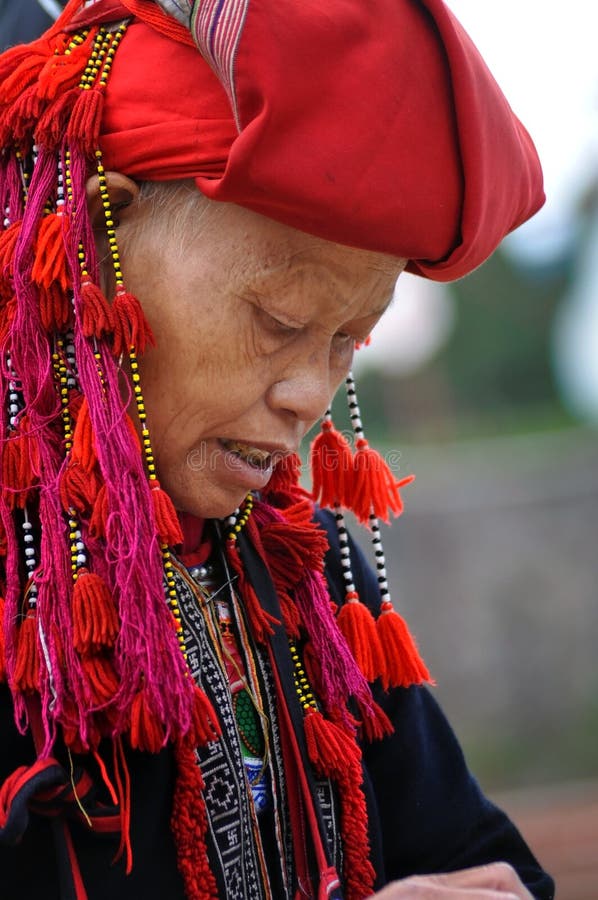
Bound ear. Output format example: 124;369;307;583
85;171;140;229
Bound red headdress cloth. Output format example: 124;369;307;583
72;0;544;281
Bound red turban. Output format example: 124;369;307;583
71;0;544;281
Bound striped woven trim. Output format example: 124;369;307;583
190;0;250;129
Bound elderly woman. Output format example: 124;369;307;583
0;1;553;898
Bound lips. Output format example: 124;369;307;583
220;438;273;470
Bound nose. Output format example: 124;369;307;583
266;352;333;425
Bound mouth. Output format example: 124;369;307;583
219;439;274;471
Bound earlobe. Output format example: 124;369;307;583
85;171;140;229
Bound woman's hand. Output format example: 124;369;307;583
370;863;534;898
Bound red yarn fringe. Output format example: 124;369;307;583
67;87;104;156
39;282;73;332
355;698;393;743
89;483;109;539
34;86;79;151
310;419;354;509
303;708;376;900
80;280;114;340
111;290;155;357
71;398;97;472
129;687;165;753
0;596;6;683
189;684;221;747
337;595;386;683
352;439;415;524
31;212;70;291
376;601;432;689
82;652;120;706
171;738;218;900
225;537;279;644
150;481;183;546
59;461;100;514
72;569;119;654
1;417;40;508
13;615;39;694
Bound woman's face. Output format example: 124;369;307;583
115;188;405;518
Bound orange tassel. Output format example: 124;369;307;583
82;652;120;705
31;212;70;291
13;615;39;693
39;282;73;332
80;279;114;340
189;684;221;747
66;87;104;156
72;569;119;654
351;437;415;524
71;397;97;473
376;601;432;689
337;594;386;683
150;480;183;546
129;687;165;753
59;461;99;513
310;418;354;509
112;290;155;356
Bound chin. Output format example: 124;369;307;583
168;482;247;521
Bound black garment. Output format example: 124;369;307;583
0;513;555;899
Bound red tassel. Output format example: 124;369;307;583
0;221;20;299
59;461;99;513
189;684;221;747
150;480;184;546
1;417;40;508
310;419;354;509
39;282;73;332
82;652;120;705
89;483;109;539
34;86;79;151
376;601;432;689
37;31;95;100
111;290;155;356
13;615;39;693
129;687;165;753
0;49;49;105
337;594;386;683
8;84;44;145
355;698;393;743
351;438;415;524
225;537;279;644
71;397;97;473
171;738;218;900
0;596;6;683
72;569;119;654
303;709;376;900
80;279;114;340
263;452;308;500
31;212;70;291
66;87;104;156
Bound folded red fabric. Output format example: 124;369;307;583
76;0;544;280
